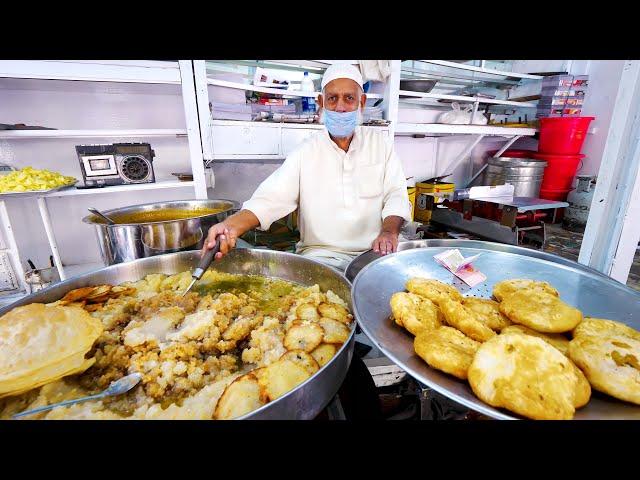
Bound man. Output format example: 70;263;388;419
202;63;412;271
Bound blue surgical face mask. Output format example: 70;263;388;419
322;109;359;138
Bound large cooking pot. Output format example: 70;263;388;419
0;249;354;420
82;199;240;265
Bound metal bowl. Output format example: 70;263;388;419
400;79;437;97
82;199;240;265
0;249;354;420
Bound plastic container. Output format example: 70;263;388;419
533;152;585;190
572;75;589;87
541;86;587;97
538;96;568;107
536;107;565;118
407;187;416;220
539;187;572;202
487;149;537;158
542;75;574;88
301;72;316;114
414;180;455;222
538;117;594;154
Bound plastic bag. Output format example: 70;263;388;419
438;102;488;125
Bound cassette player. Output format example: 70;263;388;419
76;143;155;187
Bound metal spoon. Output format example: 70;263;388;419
88;207;116;225
12;372;142;419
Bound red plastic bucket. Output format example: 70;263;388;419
487;149;537;158
533;152;585;190
538;117;594;154
539;188;571;202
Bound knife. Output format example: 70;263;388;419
182;238;221;297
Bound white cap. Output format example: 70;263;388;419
321;63;364;90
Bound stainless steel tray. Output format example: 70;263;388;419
345;239;612;284
0;181;78;198
351;242;640;420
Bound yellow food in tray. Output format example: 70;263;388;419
390;276;640;419
0;270;354;420
468;333;590;420
0;166;76;193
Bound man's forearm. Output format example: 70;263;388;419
223;209;261;237
381;215;404;235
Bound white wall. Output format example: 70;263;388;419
0;78;193;270
569;60;626;176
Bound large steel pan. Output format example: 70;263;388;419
0;249;354;420
345;239;613;283
351;241;640;420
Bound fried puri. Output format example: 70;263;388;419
406;278;463;305
499;289;582;333
492;279;559;302
501;325;571;356
572;317;640;341
414;326;481;380
390;291;442;336
461;297;512;331
439;299;496;342
569;332;640;405
468;333;590;420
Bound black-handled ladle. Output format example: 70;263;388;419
182;238;221;297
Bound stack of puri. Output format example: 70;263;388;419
390;278;640;420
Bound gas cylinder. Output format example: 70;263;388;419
563;175;596;232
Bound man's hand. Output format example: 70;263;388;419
372;215;405;255
201;209;261;262
202;223;237;261
372;230;399;255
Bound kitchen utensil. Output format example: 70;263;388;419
87;207;115;225
24;258;61;294
399;79;437;97
82;199;239;265
171;172;194;181
0;249;353;420
424;173;453;183
351;243;640;419
483;157;547;197
182;238;221;296
12;372;143;419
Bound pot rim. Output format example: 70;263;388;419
81;198;241;227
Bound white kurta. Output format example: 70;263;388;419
242;126;412;269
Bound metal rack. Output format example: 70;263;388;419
0;60;207;282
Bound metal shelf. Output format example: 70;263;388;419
43;180;194;198
210;119;389;131
0;60;181;84
211;119;323;130
398;90;537;108
395;123;537;137
416;61;543;80
207;78;383;99
0;129;188;139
